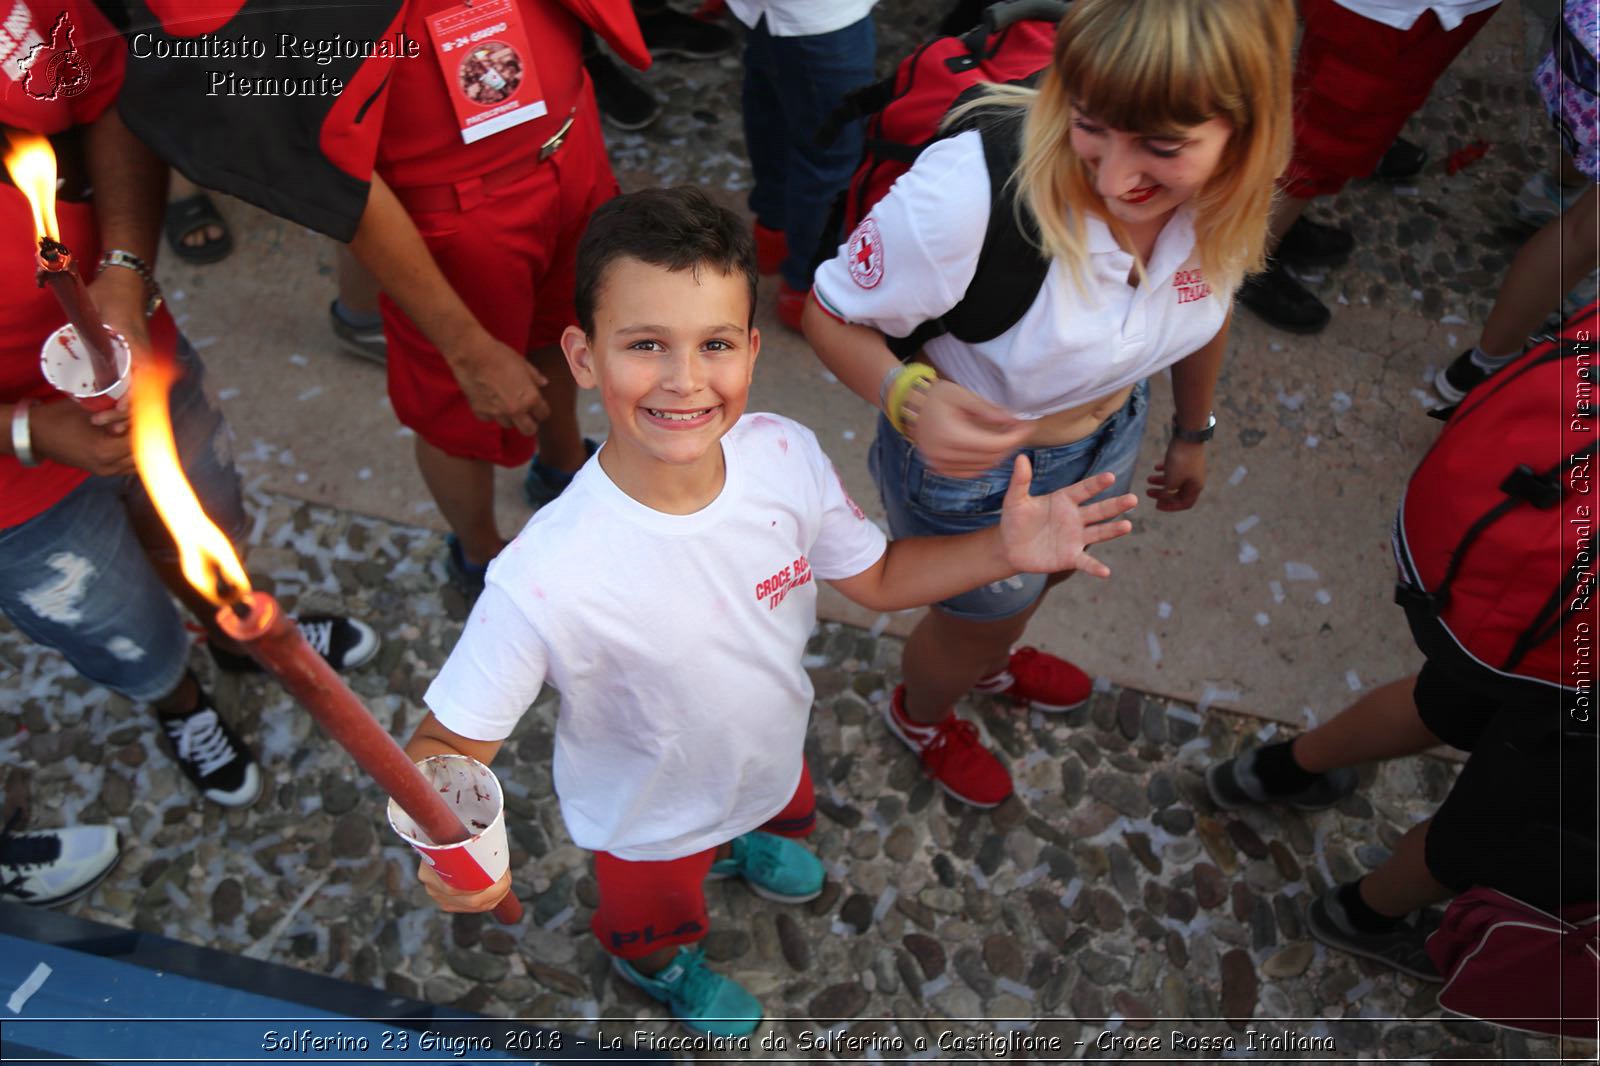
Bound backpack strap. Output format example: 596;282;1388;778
887;101;1051;359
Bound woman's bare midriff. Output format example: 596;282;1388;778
1017;383;1136;447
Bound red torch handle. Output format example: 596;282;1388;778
39;261;119;392
217;592;522;925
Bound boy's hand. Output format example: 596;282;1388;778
906;380;1031;479
417;861;513;914
1146;439;1206;512
445;327;550;437
998;458;1136;578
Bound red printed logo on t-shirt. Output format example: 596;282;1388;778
832;463;865;521
1173;268;1212;304
754;556;813;612
846;218;884;289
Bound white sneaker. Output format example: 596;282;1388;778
0;813;120;907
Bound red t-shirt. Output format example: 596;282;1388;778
1;0;130;528
375;0;586;190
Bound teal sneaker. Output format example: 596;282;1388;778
707;831;825;903
612;947;762;1037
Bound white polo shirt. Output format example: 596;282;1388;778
1329;0;1499;31
812;129;1230;419
424;414;887;861
725;0;876;36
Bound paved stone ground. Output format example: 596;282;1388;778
0;494;1587;1061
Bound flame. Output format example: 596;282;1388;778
129;354;252;605
2;130;59;243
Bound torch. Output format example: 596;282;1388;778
3;131;128;406
127;356;523;924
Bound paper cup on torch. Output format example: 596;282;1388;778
40;323;130;412
389;754;510;893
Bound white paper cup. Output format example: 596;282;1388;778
388;754;509;893
39;323;130;412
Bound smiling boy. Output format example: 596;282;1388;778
403;186;1137;1037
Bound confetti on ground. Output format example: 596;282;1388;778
395;427;415;438
842;430;856;441
1157;601;1172;619
1228;465;1247;486
170;289;185;301
588;403;602;413
297;385;324;402
1301;706;1319;727
1269;580;1285;603
1411;289;1424;301
1285;561;1319;581
1256;723;1278;742
1412;388;1436;408
1092;676;1113;693
1305;435;1319;448
820;370;839;384
217;387;240;401
1197;685;1241;714
411;501;437;515
289;353;308;367
1238;541;1259;565
294;472;308;484
1234;515;1259;535
1330;391;1352;413
1440;314;1469;326
1255;612;1270;627
191;336;218;350
1269;342;1283;353
1275;390;1305;411
1315;589;1332;604
1345;670;1362;691
1447;333;1458;348
1146;631;1162;664
1336;292;1349;305
357;468;372;481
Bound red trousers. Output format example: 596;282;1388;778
1282;0;1496;198
589;761;816;960
381;83;618;466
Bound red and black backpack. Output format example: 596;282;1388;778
1392;300;1599;698
813;0;1067;358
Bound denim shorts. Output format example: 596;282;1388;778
0;337;246;702
868;380;1149;620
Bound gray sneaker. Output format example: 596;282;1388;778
1206;746;1356;811
329;301;386;365
1308;884;1442;983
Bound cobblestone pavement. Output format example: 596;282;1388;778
0;494;1581;1061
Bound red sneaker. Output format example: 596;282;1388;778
973;646;1091;712
754;222;788;277
777;282;808;333
883;685;1013;808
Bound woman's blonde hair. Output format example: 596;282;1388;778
953;0;1294;293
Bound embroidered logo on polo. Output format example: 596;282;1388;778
846;218;884;289
755;556;813;612
1173;268;1211;304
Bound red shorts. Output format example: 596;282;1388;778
381;84;618;466
589;761;816;960
1282;0;1496;199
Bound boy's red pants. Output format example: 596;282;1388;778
590;761;816;961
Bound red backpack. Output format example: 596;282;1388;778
1393;301;1599;694
814;0;1066;357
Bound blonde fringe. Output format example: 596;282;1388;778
947;0;1295;299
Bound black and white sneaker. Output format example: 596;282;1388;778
1206;746;1356;811
1275;216;1355;271
1237;260;1332;334
211;614;380;674
160;693;262;807
1433;350;1494;404
1308;884;1443;982
0;810;120;908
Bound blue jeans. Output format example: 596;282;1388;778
869;380;1150;620
0;338;246;702
741;14;877;292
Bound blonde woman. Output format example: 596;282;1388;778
803;0;1294;807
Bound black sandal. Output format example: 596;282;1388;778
164;192;233;265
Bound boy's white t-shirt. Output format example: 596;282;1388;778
724;0;876;37
812;129;1229;419
424;414;887;862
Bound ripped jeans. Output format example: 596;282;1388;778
0;337;246;702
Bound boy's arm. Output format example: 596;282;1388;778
403;711;505;767
830;463;1137;612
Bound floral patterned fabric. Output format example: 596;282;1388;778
1535;0;1599;180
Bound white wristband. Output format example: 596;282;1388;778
10;398;37;467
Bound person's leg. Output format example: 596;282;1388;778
901;602;1038;723
166;172;228;257
1290;675;1441;772
1477;186;1599;359
765;16;877;292
740;17;788;236
709;761;824;900
529;344;585;475
335;244;382;322
1359;818;1452;916
414;438;503;567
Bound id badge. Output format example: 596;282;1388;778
426;0;548;144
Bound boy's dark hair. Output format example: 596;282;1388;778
575;186;759;335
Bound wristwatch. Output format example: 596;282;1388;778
1170;412;1216;444
98;250;164;317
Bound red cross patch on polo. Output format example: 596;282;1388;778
846;218;884;289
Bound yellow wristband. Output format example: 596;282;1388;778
886;364;939;436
